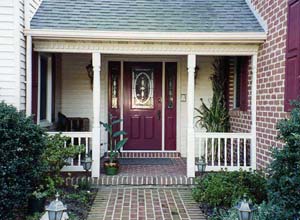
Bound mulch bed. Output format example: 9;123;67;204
57;187;97;220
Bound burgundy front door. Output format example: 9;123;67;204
123;62;162;150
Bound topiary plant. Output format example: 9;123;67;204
0;102;47;219
267;100;300;220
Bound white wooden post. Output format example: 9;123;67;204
25;36;32;117
251;54;258;170
187;54;196;177
92;52;101;177
46;56;52;122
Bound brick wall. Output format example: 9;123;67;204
228;57;252;134
229;1;289;170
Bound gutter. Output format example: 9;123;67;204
25;29;267;44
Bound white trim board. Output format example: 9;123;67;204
26;29;267;43
33;40;261;56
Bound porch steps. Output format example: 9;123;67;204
118;152;181;158
64;175;196;187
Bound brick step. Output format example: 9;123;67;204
64;175;195;186
115;152;181;158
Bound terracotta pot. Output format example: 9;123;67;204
104;160;119;175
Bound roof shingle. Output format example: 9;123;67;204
31;0;264;33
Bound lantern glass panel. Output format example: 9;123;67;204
48;210;63;220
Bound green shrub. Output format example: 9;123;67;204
32;134;85;200
267;100;300;219
0;102;46;219
192;170;267;208
209;201;277;220
42;134;84;187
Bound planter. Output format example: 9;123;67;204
104;161;119;175
28;197;46;214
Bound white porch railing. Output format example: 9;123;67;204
47;132;92;172
195;132;254;171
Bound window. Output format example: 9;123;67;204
234;57;249;111
38;55;53;125
285;0;300;111
234;58;241;108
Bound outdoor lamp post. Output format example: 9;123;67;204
82;155;92;183
196;157;206;174
235;197;257;220
46;193;67;220
82;155;92;171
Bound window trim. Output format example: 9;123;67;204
37;53;53;125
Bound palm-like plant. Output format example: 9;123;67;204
100;114;128;164
195;57;230;132
195;57;230;164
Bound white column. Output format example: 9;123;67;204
187;54;196;177
46;56;52;122
251;54;258;170
25;36;32;117
92;52;101;178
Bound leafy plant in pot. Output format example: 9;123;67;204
101;114;128;175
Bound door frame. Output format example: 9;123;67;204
106;56;181;152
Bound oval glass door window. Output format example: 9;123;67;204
132;69;154;109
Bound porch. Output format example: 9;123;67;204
27;40;258;178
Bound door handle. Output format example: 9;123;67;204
157;110;161;120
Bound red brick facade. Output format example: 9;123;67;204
229;0;289;170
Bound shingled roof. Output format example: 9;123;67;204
31;0;264;33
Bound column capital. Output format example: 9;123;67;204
92;52;101;68
187;54;196;70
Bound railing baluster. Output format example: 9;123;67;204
224;138;227;167
70;137;74;166
205;137;208;164
78;137;81;166
212;138;215;166
218;138;221;167
244;138;247;167
231;137;233;167
237;138;240;168
85;137;88;155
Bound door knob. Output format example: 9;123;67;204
157;110;161;120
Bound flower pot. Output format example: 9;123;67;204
28;197;46;214
104;160;119;175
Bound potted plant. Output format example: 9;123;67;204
101;114;128;175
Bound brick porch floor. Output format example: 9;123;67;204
87;186;206;220
101;158;186;176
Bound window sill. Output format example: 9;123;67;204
39;120;53;128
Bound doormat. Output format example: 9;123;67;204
119;158;173;165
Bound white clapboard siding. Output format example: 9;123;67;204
0;1;18;108
0;0;41;110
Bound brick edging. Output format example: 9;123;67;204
64;175;195;186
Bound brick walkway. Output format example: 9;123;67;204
87;187;206;220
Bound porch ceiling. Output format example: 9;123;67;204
31;0;265;34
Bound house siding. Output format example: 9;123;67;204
0;0;19;108
0;0;41;110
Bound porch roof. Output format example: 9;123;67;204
31;0;264;33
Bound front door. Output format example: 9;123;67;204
123;62;162;150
